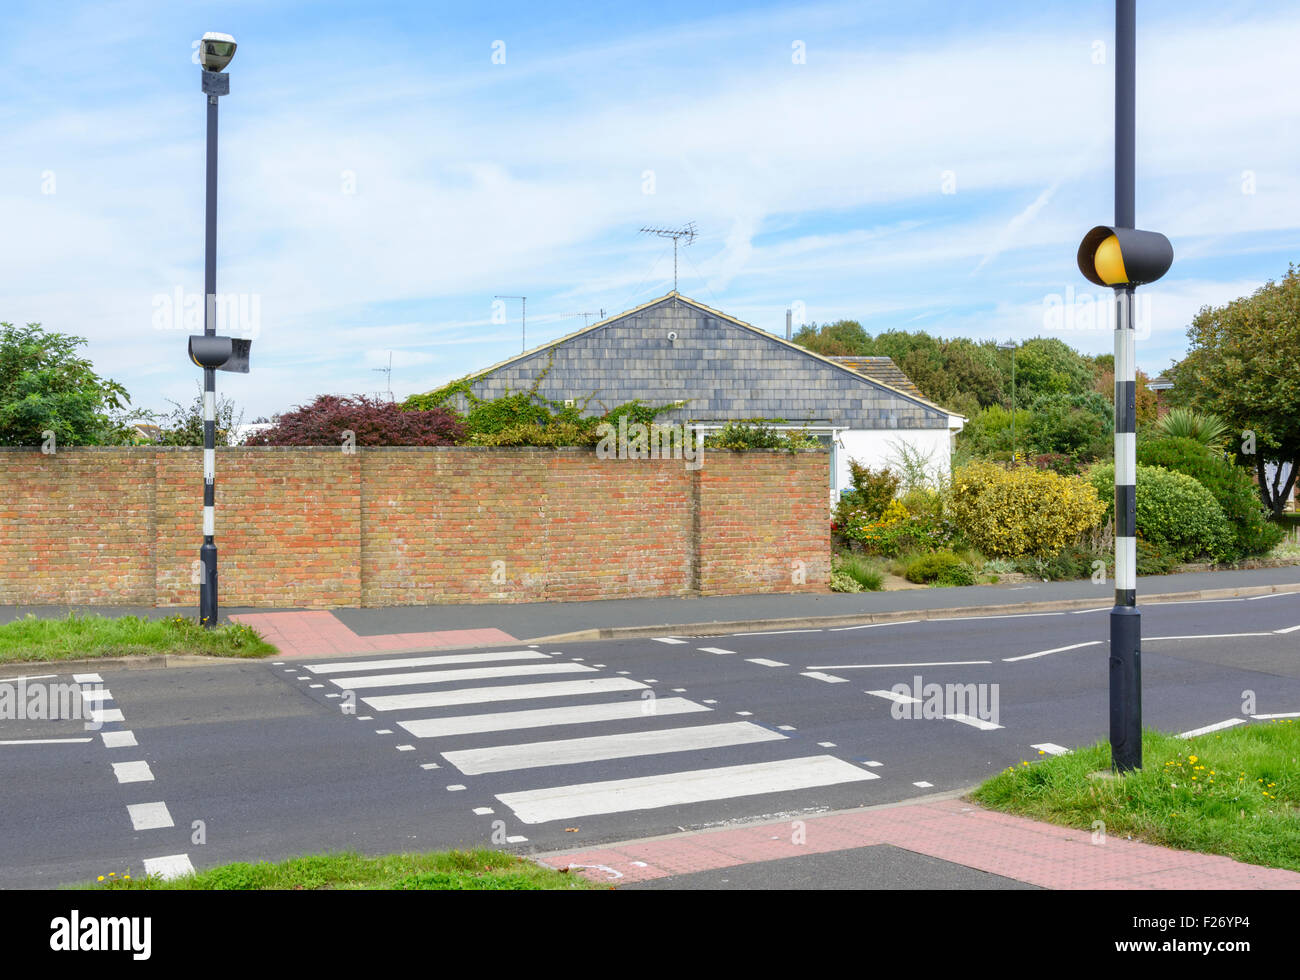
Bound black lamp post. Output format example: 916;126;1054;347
1076;1;1172;771
188;31;250;627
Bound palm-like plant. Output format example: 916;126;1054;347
1153;407;1230;448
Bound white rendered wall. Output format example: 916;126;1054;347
832;427;956;499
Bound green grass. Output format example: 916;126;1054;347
834;552;885;591
85;849;602;890
972;721;1300;871
0;613;275;663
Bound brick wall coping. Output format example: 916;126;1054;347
0;445;828;455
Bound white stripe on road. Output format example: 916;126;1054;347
443;722;784;775
801;671;848;683
935;613;1065;623
143;854;194;880
867;690;921;705
1252;712;1300;720
1178;718;1248;738
305;650;550;674
331;662;593;690
1147;633;1273;641
828;620;920;631
1032;743;1072;756
652;637;688;644
1245;592;1300;600
89;708;125;724
127;802;174;831
398;698;709;739
945;713;1003;731
698;647;735;655
365;677;647;712
497;755;878;824
0;674;57;683
72;673;103;683
1273;625;1300;634
0;738;93;745
1070;607;1111;614
78;688;113;703
746;658;788;667
808;660;992;670
102;731;137;748
1003;641;1102;662
112;761;154;784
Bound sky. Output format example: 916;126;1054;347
2;0;1297;420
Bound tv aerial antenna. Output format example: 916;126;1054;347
562;310;606;327
372;350;393;401
639;222;697;292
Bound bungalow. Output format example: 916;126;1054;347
438;292;965;500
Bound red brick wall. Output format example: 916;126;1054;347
0;447;828;608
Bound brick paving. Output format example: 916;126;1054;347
229;610;517;658
539;797;1300;889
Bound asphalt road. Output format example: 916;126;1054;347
2;592;1297;888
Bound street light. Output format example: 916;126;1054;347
188;31;250;628
997;341;1018;462
1076;1;1173;773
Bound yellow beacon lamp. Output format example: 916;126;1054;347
1077;226;1172;288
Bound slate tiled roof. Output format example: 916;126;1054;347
827;357;959;417
444;293;950;430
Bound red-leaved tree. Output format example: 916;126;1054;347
246;395;465;446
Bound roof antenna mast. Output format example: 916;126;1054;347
640;222;697;292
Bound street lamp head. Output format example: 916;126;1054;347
997;341;1017;351
199;32;237;72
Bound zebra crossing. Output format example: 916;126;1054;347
292;646;881;830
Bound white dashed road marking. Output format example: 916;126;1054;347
112;761;154;784
142;854;194;880
127;802;175;831
801;671;848;684
1003;641;1102;662
1178;718;1248;738
1031;743;1072;756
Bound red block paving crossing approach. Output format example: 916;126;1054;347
540;797;1300;889
229;611;517;659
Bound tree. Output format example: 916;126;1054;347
1173;265;1300;516
246;395;465;446
790;320;871;356
147;385;243;446
0;322;132;446
1010;337;1093;403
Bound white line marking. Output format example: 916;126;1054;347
497;755;878;824
72;673;103;683
0;737;93;745
867;689;921;705
375;729;393;735
1178;718;1248;738
399;698;708;739
863;760;882;767
652;637;687;644
506;835;528;843
127;802;174;831
88;708;125;724
735;711;752;716
101;731;137;748
913;781;934;788
332;662;593;690
807;660;992;670
78;688;112;702
396;745;414;752
420;763;440;770
473;807;494;815
818;741;836;747
365;677;648;712
447;784;466;791
0;673;57;683
746;658;788;667
934;612;1065;623
1273;625;1300;634
945;713;1003;731
1252;712;1300;719
1032;743;1071;756
143;854;194;880
801;671;848;684
305;650;549;674
1147;633;1273;641
1070;607;1110;614
829;620;920;631
778;725;796;731
112;761;154;784
444;722;785;775
740;629;822;636
1003;641;1102;662
1246;592;1300;600
698;647;735;655
309;684;324;689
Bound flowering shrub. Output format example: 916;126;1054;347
247;395;465;446
948;461;1106;559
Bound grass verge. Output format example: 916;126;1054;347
87;849;601;890
0;613;275;663
971;721;1300;872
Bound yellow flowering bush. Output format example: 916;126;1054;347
948;461;1106;558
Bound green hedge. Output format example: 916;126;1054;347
1089;462;1234;562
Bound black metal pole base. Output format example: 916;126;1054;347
1109;604;1142;772
200;541;218;628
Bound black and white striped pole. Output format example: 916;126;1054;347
187;32;250;628
1077;0;1172;772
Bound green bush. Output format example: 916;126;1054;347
948;461;1107;559
834;553;885;591
702;422;820;451
905;550;976;586
1136;437;1283;560
833;461;901;528
1089;462;1234;562
1015;544;1105;582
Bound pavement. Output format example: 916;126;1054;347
2;584;1298;890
